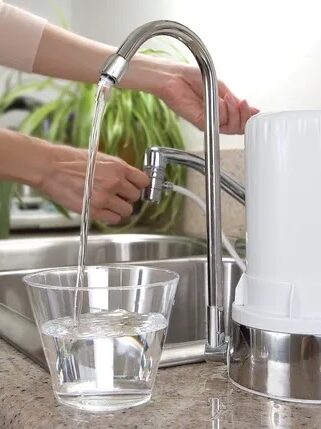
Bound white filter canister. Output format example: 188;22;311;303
233;111;321;334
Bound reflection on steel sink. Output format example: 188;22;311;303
0;234;241;367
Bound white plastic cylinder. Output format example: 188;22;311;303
233;111;321;334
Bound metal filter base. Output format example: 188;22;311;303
229;321;321;403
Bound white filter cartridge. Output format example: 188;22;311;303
233;111;321;334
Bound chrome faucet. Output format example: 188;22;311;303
101;20;244;356
142;147;245;206
142;146;245;344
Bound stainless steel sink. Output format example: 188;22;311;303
0;234;242;367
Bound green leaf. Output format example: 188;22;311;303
71;84;95;148
19;100;61;136
47;98;74;142
0;181;13;238
140;48;172;57
0;79;52;113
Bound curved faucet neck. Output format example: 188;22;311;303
102;20;224;352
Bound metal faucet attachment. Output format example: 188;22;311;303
101;20;229;355
142;147;245;206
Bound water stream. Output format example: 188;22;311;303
73;76;113;325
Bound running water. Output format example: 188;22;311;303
73;76;114;325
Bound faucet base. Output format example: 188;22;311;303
229;321;321;403
205;342;227;363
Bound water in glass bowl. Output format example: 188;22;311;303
41;309;168;411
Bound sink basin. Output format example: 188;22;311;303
0;233;206;270
0;234;242;367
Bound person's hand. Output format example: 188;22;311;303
216;80;259;134
155;63;259;133
38;144;149;224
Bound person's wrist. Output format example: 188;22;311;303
25;137;54;189
0;131;54;188
120;54;180;97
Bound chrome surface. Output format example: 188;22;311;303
143;147;245;205
221;171;245;205
0;234;205;271
101;54;128;83
160;340;206;367
0;234;242;369
229;321;321;402
205;342;228;362
142;146;245;356
106;20;224;350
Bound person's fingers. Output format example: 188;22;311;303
217;80;230;97
223;93;241;134
117;181;141;202
218;80;241;104
94;162;148;194
126;166;150;188
106;195;133;217
92;192;133;217
180;66;203;97
219;98;228;126
91;207;122;224
189;98;204;130
239;100;252;133
251;107;260;115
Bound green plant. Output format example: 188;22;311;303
0;67;186;237
0;182;13;237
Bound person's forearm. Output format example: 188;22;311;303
33;23;174;97
33;23;112;84
0;129;51;186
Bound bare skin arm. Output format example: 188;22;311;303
0;129;149;224
33;23;258;133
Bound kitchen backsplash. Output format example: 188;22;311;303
177;149;245;240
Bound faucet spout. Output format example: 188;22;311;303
101;20;225;354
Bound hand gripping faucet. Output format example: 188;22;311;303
101;20;241;359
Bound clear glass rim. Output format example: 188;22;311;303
23;264;180;291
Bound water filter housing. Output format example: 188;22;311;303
233;111;321;334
